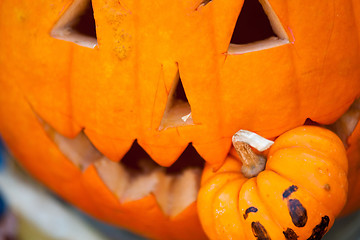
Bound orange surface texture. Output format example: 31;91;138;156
1;0;360;239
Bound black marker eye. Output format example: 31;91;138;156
287;199;308;228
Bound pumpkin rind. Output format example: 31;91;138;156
198;126;348;239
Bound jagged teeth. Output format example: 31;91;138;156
38;116;205;216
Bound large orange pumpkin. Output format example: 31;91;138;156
1;0;360;239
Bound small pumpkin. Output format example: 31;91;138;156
198;126;348;239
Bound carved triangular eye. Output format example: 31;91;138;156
228;0;289;54
51;0;97;48
158;73;194;131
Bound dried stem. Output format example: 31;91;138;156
232;130;274;178
233;141;266;178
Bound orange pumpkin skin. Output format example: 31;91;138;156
340;117;360;216
198;126;348;240
1;0;360;239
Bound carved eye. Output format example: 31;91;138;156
227;0;289;54
51;0;97;48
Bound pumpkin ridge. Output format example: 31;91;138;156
253;172;285;233
212;176;247;238
240;178;285;239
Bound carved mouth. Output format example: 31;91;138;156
36;98;360;218
39;117;204;217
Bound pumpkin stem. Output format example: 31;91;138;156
232;130;274;178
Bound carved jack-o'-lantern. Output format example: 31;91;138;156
0;0;360;239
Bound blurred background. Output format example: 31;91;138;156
0;139;359;240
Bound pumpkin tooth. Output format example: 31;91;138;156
93;155;161;204
39;118;102;171
169;168;201;217
94;157;130;199
92;145;203;217
85;129;134;162
193;138;232;169
138;142;188;167
52;131;103;171
152;171;174;215
121;170;163;203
